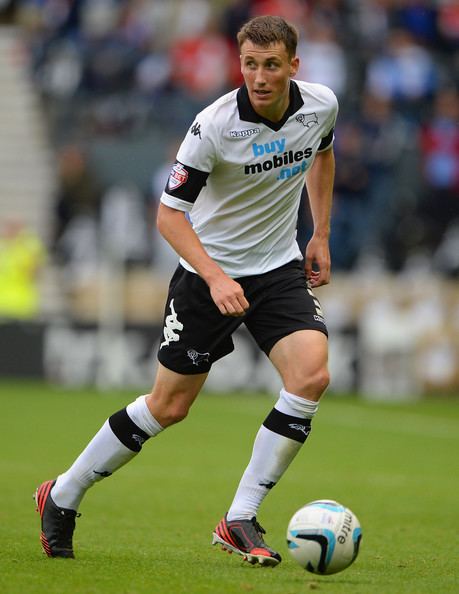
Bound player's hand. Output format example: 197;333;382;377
209;275;250;317
305;235;331;288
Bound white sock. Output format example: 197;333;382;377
51;395;163;510
126;395;163;436
227;389;318;521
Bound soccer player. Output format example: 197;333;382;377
36;15;338;566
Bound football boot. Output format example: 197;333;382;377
35;479;79;558
212;514;281;566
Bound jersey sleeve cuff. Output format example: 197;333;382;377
317;126;335;152
160;192;194;212
317;136;335;152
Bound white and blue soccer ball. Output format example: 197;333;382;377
286;499;362;575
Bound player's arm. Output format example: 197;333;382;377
157;203;249;317
304;145;335;288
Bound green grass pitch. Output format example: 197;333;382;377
0;381;458;594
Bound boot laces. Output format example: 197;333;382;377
251;517;266;536
57;510;80;545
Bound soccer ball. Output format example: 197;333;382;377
286;499;362;575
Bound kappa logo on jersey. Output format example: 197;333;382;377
245;136;313;180
187;349;210;366
190;121;202;139
230;127;260;138
168;162;189;191
296;112;319;127
160;299;184;348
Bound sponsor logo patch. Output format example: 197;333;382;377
244;148;312;177
168;162;189;191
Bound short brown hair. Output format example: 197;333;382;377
237;15;299;58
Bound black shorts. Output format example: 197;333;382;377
157;260;328;375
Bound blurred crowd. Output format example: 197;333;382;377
7;0;459;276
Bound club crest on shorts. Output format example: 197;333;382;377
168;162;189;191
187;349;210;366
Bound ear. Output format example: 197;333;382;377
290;56;300;77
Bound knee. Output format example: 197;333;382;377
145;394;190;428
312;368;330;397
161;404;189;426
286;366;330;400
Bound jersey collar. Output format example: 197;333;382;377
237;81;304;131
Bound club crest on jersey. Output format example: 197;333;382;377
229;127;260;139
296;112;319;127
168;162;189;191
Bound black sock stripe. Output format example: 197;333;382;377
109;408;150;452
263;408;312;443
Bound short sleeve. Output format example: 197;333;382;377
318;89;339;152
160;115;218;210
176;117;218;173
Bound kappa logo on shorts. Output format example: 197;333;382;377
187;349;210;366
160;299;184;348
168;162;189;192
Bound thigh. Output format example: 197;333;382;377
269;329;328;386
244;260;328;357
158;265;244;374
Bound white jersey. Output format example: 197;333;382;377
160;80;338;278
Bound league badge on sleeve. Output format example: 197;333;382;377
168;162;189;191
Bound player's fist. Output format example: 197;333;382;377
209;276;249;317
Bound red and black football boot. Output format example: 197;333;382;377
35;480;79;558
212;514;281;566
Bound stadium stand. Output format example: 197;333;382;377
0;25;55;242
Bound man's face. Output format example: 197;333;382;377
240;40;299;121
